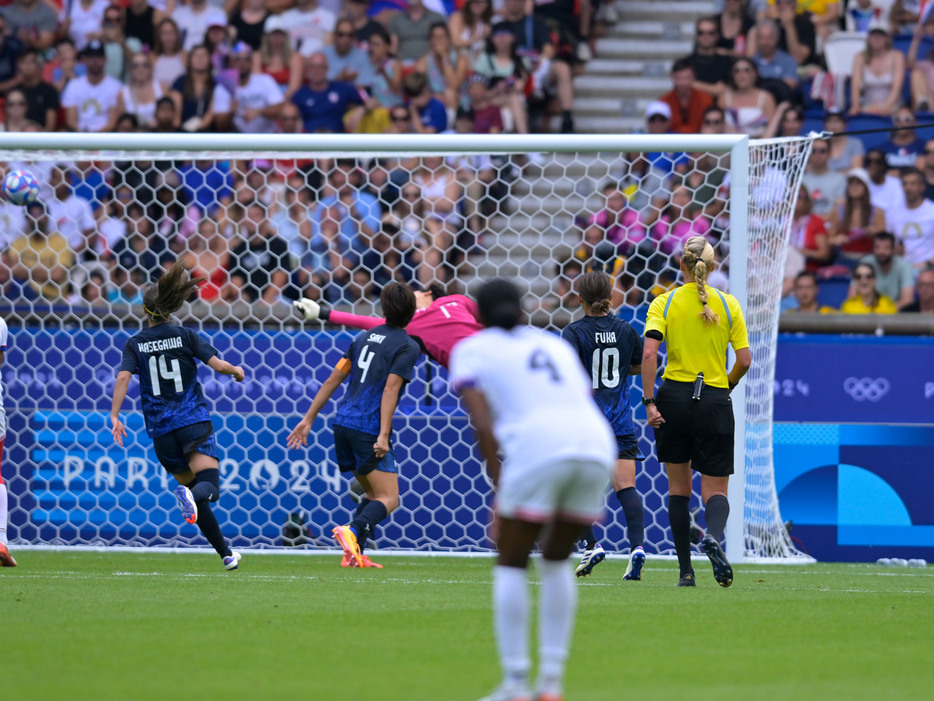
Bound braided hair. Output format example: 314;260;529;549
681;236;719;327
141;260;204;323
576;270;613;315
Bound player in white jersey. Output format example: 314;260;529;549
450;279;615;701
0;316;16;566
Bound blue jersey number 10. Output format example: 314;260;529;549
591;348;620;389
148;354;183;396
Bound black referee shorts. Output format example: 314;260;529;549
653;380;734;477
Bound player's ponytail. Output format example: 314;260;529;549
142;260;204;323
577;270;613;315
682;236;719;327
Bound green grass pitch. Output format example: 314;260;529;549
3;551;934;700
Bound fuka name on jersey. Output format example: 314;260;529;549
595;332;617;344
137;336;183;354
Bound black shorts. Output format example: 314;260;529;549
616;434;643;461
152;421;218;475
333;424;397;476
653;380;734;477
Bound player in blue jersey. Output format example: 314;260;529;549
287;282;420;568
562;271;647;581
110;262;246;571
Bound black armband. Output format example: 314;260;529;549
319;307;331;321
645;329;663;341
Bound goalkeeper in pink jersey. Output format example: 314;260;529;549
294;284;482;369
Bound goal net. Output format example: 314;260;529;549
0;133;813;562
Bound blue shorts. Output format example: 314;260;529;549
333;424;397;476
617;434;643;461
152;421;218;475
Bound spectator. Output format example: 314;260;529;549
0;249;38;301
114;111;138;131
230;42;283;133
149;96;178;132
659;57;714;134
840;262;898;313
1;0;57;52
411;154;462;284
272;175;316;267
388;0;445;64
0;88;36;131
403;71;447;133
385;103;412;134
48;165;97;262
719;57;776;138
204;20;235;79
113;51;166;129
494;0;576;133
824;110;865;172
98;184;135;258
715;0;754;56
0;13;23;94
344;0;385;47
449;0;492;61
920;137;934;199
880;108;926;170
790;184;833;272
230;0;269;51
885;167;934;269
179;217;233;303
864;148;906;209
178;158;234;217
324;18;373;86
649;184;712;259
73;268;108;306
60;0;109;53
312;158;380;254
173;0;227;53
640;101;683;174
292;51;364;133
153;18;186;88
472;25;529;133
845;0;889;32
45;37;83;96
757;0;815;66
908;23;934;112
108;201;166;288
850;26;905;115
902;267;934;311
584;179;646;256
618;151;671;217
828;168;886;267
62;40;122;132
860;231;917;309
256;15;303;97
287;0;337;58
787;270;837;312
776;102;804;137
123;0;161;51
228;201;292;304
749;19;800;105
685;16;733;98
150;171;194;245
415;22;468;110
365;26;402;108
802;138;847;220
17;49;59;131
700;104;727;133
171;44;232;133
100;3;143;82
8;200;74;301
892;0;923;35
465;75;502;134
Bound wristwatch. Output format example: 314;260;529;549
641;396;656;406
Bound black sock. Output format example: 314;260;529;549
189;468;220;503
616;487;644;549
704;494;730;542
350;500;388;547
562;110;572;121
580;526;597;549
196;503;231;558
354;498;371;553
669;495;693;577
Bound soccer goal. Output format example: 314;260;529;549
0;132;813;563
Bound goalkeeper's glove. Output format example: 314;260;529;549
293;299;329;322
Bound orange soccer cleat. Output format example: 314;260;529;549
332;525;362;567
0;542;17;567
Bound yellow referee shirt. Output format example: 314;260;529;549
645;283;750;389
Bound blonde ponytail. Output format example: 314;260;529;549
682;236;719;327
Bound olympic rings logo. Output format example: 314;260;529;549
843;377;890;402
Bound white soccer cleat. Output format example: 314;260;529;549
293;298;321;322
478;682;532;701
574;543;606;577
623;546;646;581
224;552;241;571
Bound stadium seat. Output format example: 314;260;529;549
823;32;868;77
892;33;934;60
818;276;852;308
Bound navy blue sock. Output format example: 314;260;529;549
580;526;598;549
189;468;220;503
704;494;730;542
350;500;388;547
353;498;371;552
196;503;231;558
669;495;693;577
616;487;645;549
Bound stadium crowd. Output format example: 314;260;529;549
0;0;934;317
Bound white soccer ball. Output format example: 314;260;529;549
2;169;40;206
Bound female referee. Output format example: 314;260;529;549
641;236;751;587
110;261;246;571
562;271;647;581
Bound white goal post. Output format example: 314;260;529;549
0;132;813;563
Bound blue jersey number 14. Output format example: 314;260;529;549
148;354;183;396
